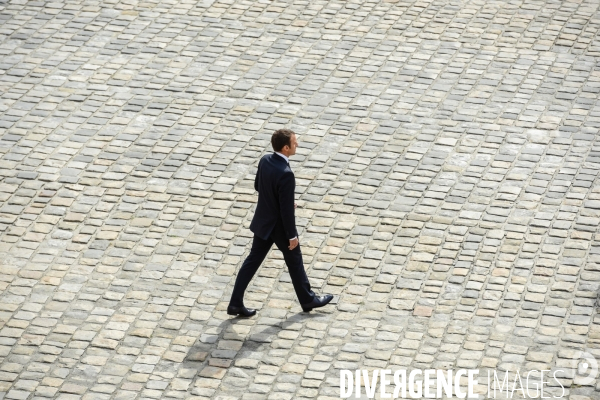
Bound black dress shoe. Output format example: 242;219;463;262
227;305;257;317
301;294;333;312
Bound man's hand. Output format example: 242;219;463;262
294;202;297;209
289;237;299;250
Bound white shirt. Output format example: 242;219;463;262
274;152;296;241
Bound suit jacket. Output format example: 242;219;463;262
250;153;297;241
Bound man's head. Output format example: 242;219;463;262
271;129;298;157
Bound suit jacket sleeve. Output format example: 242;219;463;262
278;171;297;240
254;159;261;192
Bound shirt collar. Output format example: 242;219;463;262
275;152;289;163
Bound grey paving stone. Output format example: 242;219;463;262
0;0;600;399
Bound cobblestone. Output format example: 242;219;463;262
1;0;600;399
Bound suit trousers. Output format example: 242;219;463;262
229;234;315;307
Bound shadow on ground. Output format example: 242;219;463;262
184;311;324;394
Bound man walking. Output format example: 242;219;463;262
227;129;334;317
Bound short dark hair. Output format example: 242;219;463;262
271;129;295;152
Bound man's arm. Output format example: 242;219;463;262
254;159;261;192
278;171;298;242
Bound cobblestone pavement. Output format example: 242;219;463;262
1;0;600;399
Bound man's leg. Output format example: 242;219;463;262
272;236;315;305
229;235;273;307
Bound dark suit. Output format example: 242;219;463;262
229;153;315;307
